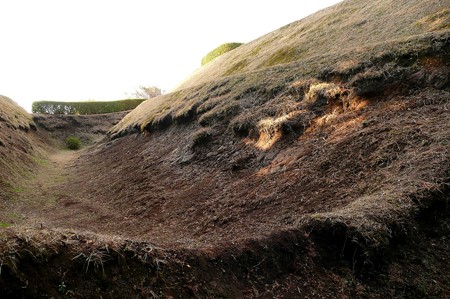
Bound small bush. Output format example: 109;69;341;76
201;43;243;66
66;136;81;150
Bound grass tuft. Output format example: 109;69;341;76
191;127;214;147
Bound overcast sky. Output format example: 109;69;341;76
0;0;342;111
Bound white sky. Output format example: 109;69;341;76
0;0;342;111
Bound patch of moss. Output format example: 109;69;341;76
224;59;249;76
32;156;49;166
0;222;10;228
12;187;26;193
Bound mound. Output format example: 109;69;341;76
1;0;449;297
179;0;450;89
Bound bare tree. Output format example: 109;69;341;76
132;86;163;99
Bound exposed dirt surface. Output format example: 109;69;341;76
30;88;449;250
2;83;447;298
10;150;80;229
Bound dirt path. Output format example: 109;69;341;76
11;145;133;239
13;149;82;229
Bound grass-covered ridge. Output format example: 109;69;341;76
111;30;450;137
32;99;146;115
201;42;243;66
0;96;43;205
178;0;450;90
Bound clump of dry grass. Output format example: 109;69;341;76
73;248;111;274
191;127;214;147
0;227;165;274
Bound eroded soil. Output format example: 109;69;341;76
3;95;449;298
9;87;449;252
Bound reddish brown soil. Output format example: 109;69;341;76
0;84;448;297
0;51;447;296
0;19;448;299
10;87;448;251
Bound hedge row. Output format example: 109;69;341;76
201;42;244;66
32;99;146;115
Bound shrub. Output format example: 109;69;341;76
201;43;243;66
66;136;81;150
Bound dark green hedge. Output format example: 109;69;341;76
201;42;243;66
32;99;146;115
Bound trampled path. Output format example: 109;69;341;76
13;149;83;229
12;146;137;239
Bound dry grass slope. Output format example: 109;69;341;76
0;95;34;131
176;0;450;89
0;96;50;225
104;1;450;295
111;0;450;136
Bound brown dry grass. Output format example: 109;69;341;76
174;0;450;89
0;96;45;203
111;1;449;137
111;29;449;139
0;96;34;131
105;1;450;279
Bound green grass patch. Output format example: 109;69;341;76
261;46;304;68
0;222;11;228
224;59;249;76
32;156;49;166
12;187;26;193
